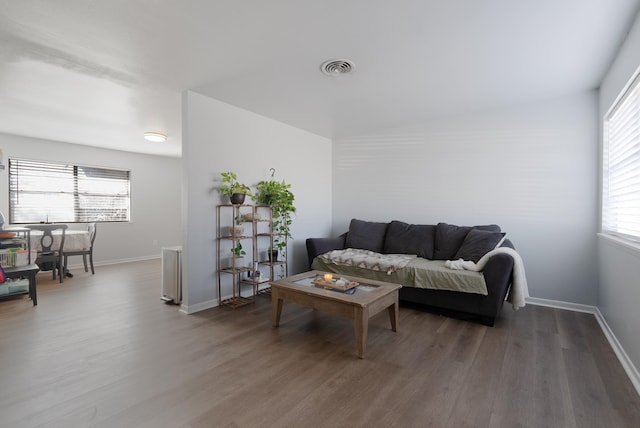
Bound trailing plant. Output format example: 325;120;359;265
254;179;296;254
218;171;252;199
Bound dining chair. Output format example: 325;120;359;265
26;224;67;283
63;223;97;275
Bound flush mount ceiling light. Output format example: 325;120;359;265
144;132;167;142
320;59;355;77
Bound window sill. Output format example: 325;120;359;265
597;233;640;256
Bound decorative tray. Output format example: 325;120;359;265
312;278;359;291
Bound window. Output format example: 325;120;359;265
8;158;130;223
602;69;640;241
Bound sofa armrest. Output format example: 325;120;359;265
305;233;346;269
482;252;515;313
484;238;515;296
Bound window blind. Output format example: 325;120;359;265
8;158;130;223
602;70;640;241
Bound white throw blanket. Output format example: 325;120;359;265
445;247;529;310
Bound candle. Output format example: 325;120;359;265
323;273;333;282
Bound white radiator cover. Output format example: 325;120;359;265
161;246;182;304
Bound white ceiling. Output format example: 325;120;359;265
0;1;638;158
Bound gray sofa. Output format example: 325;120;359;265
306;219;515;326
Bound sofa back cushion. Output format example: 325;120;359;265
454;229;506;263
383;220;435;259
433;222;501;260
345;219;388;253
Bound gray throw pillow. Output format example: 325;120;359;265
345;219;388;253
383;220;435;259
454;229;506;263
433;222;501;260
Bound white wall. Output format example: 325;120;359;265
0;133;182;265
333;91;598;304
598;11;640;377
181;91;332;312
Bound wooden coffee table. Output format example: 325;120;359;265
270;270;401;358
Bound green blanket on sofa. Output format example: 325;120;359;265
313;248;488;295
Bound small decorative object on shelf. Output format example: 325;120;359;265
312;273;359;291
230;217;244;236
249;261;262;281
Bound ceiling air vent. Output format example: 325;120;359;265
320;59;355;76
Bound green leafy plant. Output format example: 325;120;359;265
230;242;246;257
219;171;252;199
254;179;296;254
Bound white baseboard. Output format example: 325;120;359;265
526;297;640;396
593;308;640;396
525;296;597;314
180;299;218;314
63;255;159;270
62;255;160;270
93;255;160;267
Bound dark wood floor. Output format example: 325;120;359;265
1;259;639;427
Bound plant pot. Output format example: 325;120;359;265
232;256;245;268
230;193;246;205
268;249;278;262
230;225;244;236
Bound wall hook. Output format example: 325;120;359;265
270;168;276;178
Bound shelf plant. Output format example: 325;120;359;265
219;171;252;204
230;241;246;268
230;242;246;257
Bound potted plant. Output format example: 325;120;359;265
230;241;246;268
230;215;244;236
267;246;279;262
219;171;252;205
254;179;296;257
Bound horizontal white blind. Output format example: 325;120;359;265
8;158;130;223
603;71;640;241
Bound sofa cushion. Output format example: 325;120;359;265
454;229;506;263
345;219;388;253
383;220;435;259
433;222;501;260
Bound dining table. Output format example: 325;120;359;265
29;228;92;253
